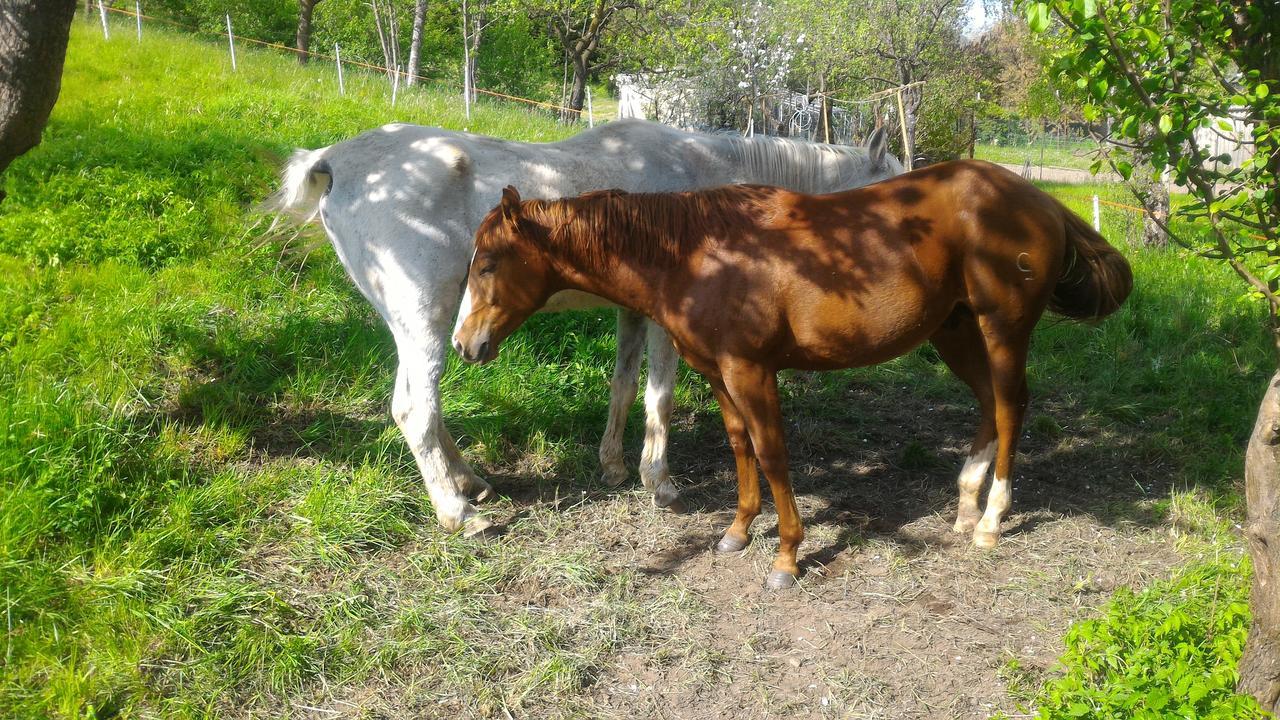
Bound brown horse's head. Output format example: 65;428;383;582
453;186;554;364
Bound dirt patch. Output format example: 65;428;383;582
567;383;1183;719
226;380;1187;720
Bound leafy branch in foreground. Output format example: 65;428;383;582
1028;0;1278;348
1024;0;1280;713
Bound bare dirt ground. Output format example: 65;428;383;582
474;381;1183;719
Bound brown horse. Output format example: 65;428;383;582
453;160;1132;589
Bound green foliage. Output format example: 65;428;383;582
1034;556;1265;719
146;0;296;45
1025;0;1280;332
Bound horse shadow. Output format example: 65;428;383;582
154;253;1257;584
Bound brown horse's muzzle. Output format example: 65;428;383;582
452;323;498;365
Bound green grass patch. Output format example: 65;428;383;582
1028;553;1264;719
975;139;1099;170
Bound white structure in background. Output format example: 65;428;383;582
615;73;859;144
1194;112;1255;171
615;73;707;130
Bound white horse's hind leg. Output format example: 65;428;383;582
641;322;682;510
391;333;493;537
599;309;645;487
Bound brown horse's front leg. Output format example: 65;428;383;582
710;384;761;553
722;363;803;589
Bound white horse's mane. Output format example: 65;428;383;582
725;134;893;195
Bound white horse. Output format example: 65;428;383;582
270;118;902;536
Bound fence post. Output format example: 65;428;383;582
391;64;400;107
135;2;142;41
225;14;237;72
1092;194;1101;231
894;87;912;171
96;0;110;40
335;44;344;96
586;86;594;128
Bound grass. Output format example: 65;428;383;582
0;18;1273;719
974;139;1099;171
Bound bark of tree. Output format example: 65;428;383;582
406;0;427;86
0;0;77;197
546;0;620;123
1240;371;1280;715
1141;182;1170;248
296;0;323;64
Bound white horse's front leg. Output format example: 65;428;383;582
391;332;494;536
641;321;682;510
598;309;645;487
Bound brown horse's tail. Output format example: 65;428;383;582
1048;203;1133;320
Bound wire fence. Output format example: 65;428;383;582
96;2;616;124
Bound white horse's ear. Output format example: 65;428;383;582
866;127;888;168
500;185;522;223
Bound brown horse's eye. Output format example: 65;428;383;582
478;263;496;276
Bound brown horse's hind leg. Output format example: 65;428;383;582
929;308;998;534
710;383;761;554
972;315;1032;549
722;364;803;589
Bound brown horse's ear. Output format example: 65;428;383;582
500;185;522;225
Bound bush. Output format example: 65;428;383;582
1032;556;1265;720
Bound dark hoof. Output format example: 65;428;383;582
715;533;749;553
656;494;689;514
765;570;797;590
600;468;629;488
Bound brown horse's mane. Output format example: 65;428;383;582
519;186;775;273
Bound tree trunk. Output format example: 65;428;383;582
1142;182;1170;248
406;0;427;86
563;52;587;122
1133;158;1170;247
0;0;77;196
1240;370;1280;716
296;0;321;64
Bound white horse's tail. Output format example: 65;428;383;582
263;147;332;225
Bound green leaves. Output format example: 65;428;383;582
1026;2;1051;32
1033;559;1267;720
1024;0;1280;329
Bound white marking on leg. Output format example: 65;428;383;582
954;440;995;532
641;323;678;505
973;473;1011;548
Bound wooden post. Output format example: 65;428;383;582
135;2;142;41
392;64;400;107
820;73;830;144
1092;195;1101;231
225;15;237;72
895;87;912;171
586;86;594;128
96;0;110;40
335;44;345;96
